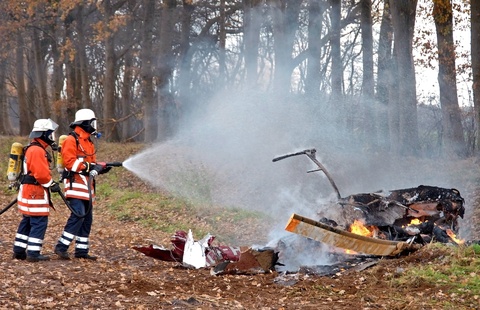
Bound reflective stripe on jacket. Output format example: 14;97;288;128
17;139;53;216
62;127;97;200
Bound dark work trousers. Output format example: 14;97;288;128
55;198;93;256
13;215;48;258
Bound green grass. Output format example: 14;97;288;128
392;243;480;297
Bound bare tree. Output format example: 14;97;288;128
268;0;302;94
157;0;178;141
73;4;93;110
16;33;30;135
0;58;10;134
305;0;326;96
101;0;129;142
329;0;342;102
389;0;419;156
141;0;157;142
376;0;393;150
360;0;376;146
32;28;49;116
472;0;480;156
433;0;466;157
177;0;195;112
244;0;263;86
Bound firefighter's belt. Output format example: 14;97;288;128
20;175;38;185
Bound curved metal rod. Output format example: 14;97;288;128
273;148;342;200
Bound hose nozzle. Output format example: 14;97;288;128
106;162;123;167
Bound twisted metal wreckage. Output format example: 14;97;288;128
133;149;466;275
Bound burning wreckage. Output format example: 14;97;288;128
134;148;466;275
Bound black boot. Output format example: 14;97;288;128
54;247;70;260
75;253;97;260
12;252;26;260
26;254;50;262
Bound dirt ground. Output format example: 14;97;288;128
1;164;480;309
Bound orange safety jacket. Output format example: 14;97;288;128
62;126;97;201
17;139;54;216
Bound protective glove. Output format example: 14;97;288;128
100;166;112;174
82;162;92;175
50;182;62;193
96;162;111;175
89;163;105;178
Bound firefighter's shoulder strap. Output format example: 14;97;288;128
69;131;80;147
63;131;87;190
20;141;47;185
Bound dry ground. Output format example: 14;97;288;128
1;142;480;309
1;186;480;309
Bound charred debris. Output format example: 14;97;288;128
134;148;471;277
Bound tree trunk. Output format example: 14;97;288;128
157;0;177;141
142;0;157;142
473;0;480;156
244;0;262;86
433;0;466;157
0;58;11;134
49;22;67;134
305;0;325;96
219;0;227;84
330;0;342;102
389;0;419;156
102;0;119;142
269;0;302;94
16;33;30;135
65;12;81;123
360;0;376;147
376;0;393;151
32;28;49;117
177;0;194;112
121;48;134;142
75;5;92;109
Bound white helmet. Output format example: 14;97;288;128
74;108;96;123
31;118;59;132
70;108;97;133
29;118;59;145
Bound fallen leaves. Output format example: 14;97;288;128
1;141;480;309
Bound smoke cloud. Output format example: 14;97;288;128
124;88;473;270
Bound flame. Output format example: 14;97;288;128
408;218;422;225
349;220;374;237
446;229;465;245
402;218;426;229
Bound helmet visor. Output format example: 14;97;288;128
90;119;97;132
48;131;56;143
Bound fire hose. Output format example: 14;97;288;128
60;161;123;218
0;198;17;216
1;161;123;217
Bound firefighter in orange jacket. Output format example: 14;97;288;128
54;109;111;260
13;118;61;262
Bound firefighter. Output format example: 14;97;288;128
13;118;61;262
54;108;111;260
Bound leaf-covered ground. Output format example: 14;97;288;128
1;139;480;309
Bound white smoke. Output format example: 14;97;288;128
124;88;474;269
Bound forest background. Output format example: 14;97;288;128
0;0;478;160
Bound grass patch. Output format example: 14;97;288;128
393;244;480;297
